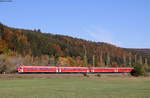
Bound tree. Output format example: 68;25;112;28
76;56;84;66
144;58;148;66
131;63;145;76
134;54;137;64
106;53;110;66
37;29;41;33
99;51;104;66
123;54;126;67
129;52;132;67
0;40;8;53
139;56;143;65
83;45;87;67
93;55;95;67
48;55;56;66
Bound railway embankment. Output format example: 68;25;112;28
0;73;135;79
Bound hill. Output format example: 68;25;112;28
127;49;150;58
0;23;150;73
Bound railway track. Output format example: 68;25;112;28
0;73;131;79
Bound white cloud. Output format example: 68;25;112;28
82;26;123;47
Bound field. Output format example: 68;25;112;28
0;75;150;98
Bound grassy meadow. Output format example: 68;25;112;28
0;76;150;98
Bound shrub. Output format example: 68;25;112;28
131;63;145;76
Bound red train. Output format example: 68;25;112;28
17;65;134;73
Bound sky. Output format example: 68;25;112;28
0;0;150;48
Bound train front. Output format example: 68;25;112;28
17;65;24;73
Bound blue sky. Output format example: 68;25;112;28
0;0;150;48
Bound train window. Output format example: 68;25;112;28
19;66;22;69
94;69;113;70
63;68;87;70
23;67;56;70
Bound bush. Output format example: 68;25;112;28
131;63;145;76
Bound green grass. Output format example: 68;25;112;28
0;77;150;98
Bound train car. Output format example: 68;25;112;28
17;65;58;73
117;67;134;73
90;67;116;73
91;67;134;73
59;67;90;73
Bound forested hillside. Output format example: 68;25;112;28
0;23;150;73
